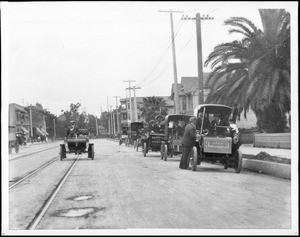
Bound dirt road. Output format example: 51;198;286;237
8;139;292;232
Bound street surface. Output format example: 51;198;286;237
8;139;291;231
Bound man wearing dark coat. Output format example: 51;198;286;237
179;116;198;169
66;120;79;138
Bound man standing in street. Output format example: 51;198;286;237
179;116;198;169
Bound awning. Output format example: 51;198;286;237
36;127;47;136
21;126;29;134
40;127;49;136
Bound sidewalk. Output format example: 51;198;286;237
9;140;61;158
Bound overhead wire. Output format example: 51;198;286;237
135;15;185;87
140;9;217;88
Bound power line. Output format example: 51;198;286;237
139;9;217;87
136;12;186;87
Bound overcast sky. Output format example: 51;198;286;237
2;1;297;117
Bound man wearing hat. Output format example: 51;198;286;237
179;116;199;169
65;120;79;152
66;120;79;138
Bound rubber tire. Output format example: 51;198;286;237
160;143;164;160
234;149;242;173
89;144;94;160
60;145;65;161
15;144;19;154
163;144;168;161
191;147;198;171
143;143;147;157
136;139;139;152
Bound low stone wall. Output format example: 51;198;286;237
253;133;291;149
242;159;291;179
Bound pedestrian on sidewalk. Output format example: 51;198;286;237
179;116;199;169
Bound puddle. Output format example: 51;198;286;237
51;207;105;218
67;195;94;201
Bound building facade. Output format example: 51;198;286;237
171;74;211;115
119;96;174;129
8;103;49;142
9;103;31;141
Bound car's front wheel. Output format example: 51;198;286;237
136;139;139;152
163;144;168;161
143;143;147;157
88;144;94;160
191;147;198;171
160;142;164;160
234;149;242;173
60;145;66;161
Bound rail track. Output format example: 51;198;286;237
9;156;58;189
26;155;80;230
9;152;81;230
9;146;58;162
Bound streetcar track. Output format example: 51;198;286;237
9;146;59;161
27;155;81;230
9;156;59;189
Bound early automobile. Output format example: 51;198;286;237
160;114;192;161
128;122;144;151
119;126;129;146
190;104;242;173
141;115;165;157
60;128;94;160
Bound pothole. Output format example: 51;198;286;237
51;207;105;218
67;194;94;201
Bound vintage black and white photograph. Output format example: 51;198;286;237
1;1;298;235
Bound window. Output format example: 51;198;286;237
16;112;20;121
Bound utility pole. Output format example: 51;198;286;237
159;9;183;114
126;86;141;122
29;106;33;142
113;96;120;134
53;118;56;140
123;80;135;123
107;96;109;112
110;105;115;136
182;13;213;104
107;106;111;136
132;86;141;122
95;116;99;136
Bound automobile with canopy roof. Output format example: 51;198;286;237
190;104;242;173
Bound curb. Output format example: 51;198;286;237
242;158;291;180
106;139;291;180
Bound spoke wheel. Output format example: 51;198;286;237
136;139;139;152
191;147;198;171
60;145;66;161
234;149;242;173
160;143;164;160
143;143;147;157
163;144;168;161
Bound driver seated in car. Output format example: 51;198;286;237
196;112;211;135
66;120;79;138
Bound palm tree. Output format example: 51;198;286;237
139;96;168;122
204;9;290;132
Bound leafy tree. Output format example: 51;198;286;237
204;9;290;132
139;96;168;122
